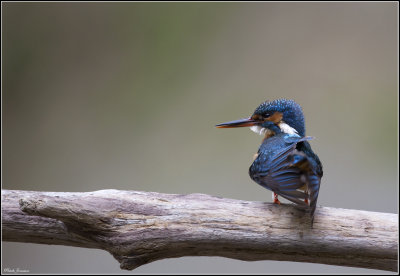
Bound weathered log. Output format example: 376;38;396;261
1;189;398;271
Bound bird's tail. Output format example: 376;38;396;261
307;173;320;225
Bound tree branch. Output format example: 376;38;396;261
1;189;398;271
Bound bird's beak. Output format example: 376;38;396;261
215;117;258;128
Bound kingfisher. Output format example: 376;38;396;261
216;99;323;224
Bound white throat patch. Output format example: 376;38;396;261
250;122;298;136
250;126;273;136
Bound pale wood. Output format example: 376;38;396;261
1;189;398;271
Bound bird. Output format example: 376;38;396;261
216;98;323;224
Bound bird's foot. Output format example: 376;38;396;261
304;198;309;205
273;193;281;205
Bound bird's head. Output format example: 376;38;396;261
216;99;305;137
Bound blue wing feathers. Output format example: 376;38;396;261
249;134;322;224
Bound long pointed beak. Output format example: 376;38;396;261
215;117;258;128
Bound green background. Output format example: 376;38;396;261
2;2;398;274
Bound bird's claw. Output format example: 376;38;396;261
273;193;281;204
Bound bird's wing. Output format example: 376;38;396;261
252;136;321;218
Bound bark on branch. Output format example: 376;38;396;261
1;189;398;271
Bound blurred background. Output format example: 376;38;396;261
2;2;398;274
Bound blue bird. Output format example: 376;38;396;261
216;99;323;224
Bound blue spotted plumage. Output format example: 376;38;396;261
216;99;323;225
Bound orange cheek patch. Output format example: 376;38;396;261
266;112;283;123
251;114;262;120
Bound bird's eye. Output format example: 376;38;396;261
264;112;272;118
